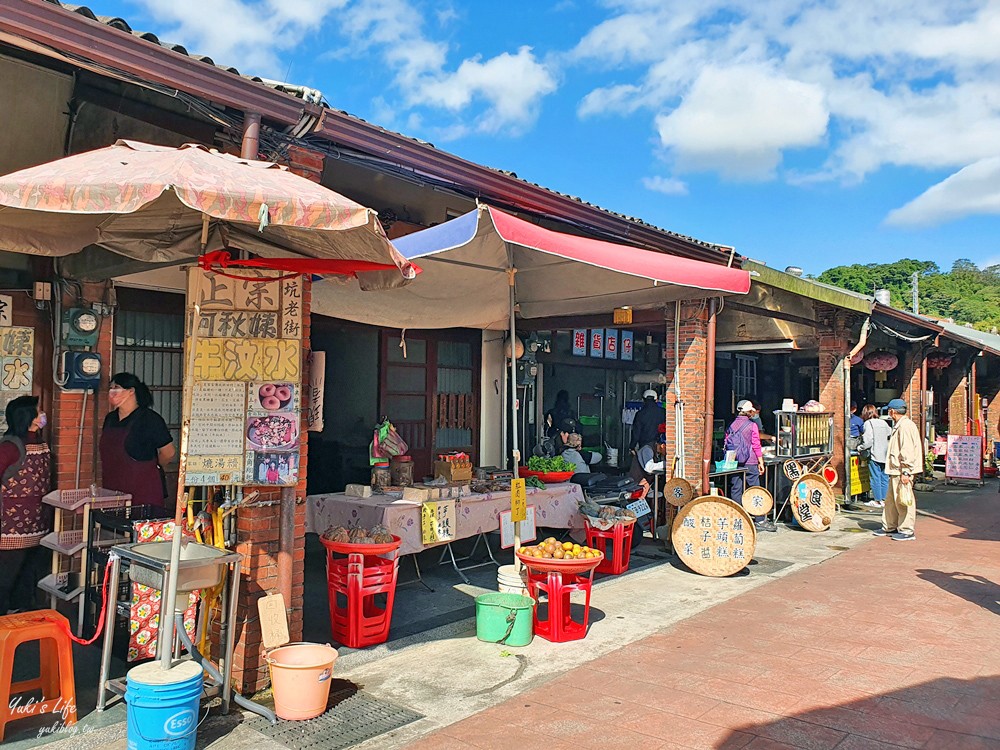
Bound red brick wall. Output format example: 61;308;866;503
899;349;925;439
817;307;855;493
662;300;710;489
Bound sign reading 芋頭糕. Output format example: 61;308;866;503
184;269;303;486
0;326;34;432
420;499;456;545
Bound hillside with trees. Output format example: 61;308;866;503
815;259;1000;332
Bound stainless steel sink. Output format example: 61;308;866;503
118;541;234;597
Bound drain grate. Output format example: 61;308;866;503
250;688;423;750
747;557;794;576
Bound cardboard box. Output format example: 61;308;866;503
345;484;372;498
434;461;473;482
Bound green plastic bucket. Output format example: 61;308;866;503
475;592;534;647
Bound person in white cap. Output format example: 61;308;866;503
726;400;774;532
629;389;664;451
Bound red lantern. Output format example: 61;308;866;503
863;351;898;386
926;354;953;369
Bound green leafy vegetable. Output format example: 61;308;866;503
528;455;577;473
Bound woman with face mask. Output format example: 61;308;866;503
101;372;175;505
0;395;51;613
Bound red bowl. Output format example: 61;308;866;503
319;534;402;556
516;548;603;574
519;468;575;483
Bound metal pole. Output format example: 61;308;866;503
241;112;261;160
701;299;718;493
508;256;521;569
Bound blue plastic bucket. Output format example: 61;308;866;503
126;661;203;750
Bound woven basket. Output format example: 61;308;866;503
741;486;773;516
664;477;695;507
790;473;836;532
671;496;756;577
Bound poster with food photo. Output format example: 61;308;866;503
252;382;297;413
246;413;299;452
249;450;299;485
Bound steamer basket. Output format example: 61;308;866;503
671;496;756;577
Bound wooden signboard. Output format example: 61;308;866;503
185;269;303;486
420;499;456;545
791;474;836;532
257;592;290;650
672;496;756;577
946;435;983;480
0;327;34;432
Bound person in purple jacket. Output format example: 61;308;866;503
726;400;775;532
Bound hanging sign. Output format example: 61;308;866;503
945;435;983;480
572;329;587;357
0;327;34;432
589;329;604;358
500;506;536;548
621;330;634;361
849;455;870;495
0;295;11;327
307;351;325;432
605;329;619;359
185;268;303;486
510;478;527;522
420;499;456;545
613;307;632;325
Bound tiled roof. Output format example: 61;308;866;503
38;0;730;255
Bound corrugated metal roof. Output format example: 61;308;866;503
35;0;730;257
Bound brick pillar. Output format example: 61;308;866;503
51;283;113;492
664;301;709;488
817;307;854;494
230;277;311;696
899;348;925;438
285;145;324;183
983;371;1000;454
948;370;970;436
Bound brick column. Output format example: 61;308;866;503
947;369;970;436
899;348;925;438
816;307;857;494
664;301;709;488
230;277;311;696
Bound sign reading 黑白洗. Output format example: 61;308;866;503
184;268;303;486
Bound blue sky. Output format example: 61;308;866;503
93;0;1000;275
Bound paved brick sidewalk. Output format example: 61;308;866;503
404;488;1000;750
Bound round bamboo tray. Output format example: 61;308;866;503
790;473;837;532
671;496;756;577
783;460;805;481
664;477;695;506
741;486;773;516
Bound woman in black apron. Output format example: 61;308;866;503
100;373;175;505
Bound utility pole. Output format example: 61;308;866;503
911;271;919;314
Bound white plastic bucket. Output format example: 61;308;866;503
497;564;528;596
606;448;619;467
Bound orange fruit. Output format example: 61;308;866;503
553;548;565;559
562;541;574;550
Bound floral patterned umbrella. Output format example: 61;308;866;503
0;140;415;288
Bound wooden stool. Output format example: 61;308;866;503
0;610;77;741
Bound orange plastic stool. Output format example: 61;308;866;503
526;569;595;642
0;610;77;741
584;521;635;575
326;552;400;649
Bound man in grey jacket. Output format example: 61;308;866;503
874;399;923;541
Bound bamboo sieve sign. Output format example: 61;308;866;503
672;496;756;577
184;268;303;486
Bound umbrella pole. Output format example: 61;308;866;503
160;304;200;670
507;265;522;571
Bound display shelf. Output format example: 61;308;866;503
39;530;86;557
37;573;84;602
43;487;132;511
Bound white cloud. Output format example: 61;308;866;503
642;176;688;195
655;65;828;180
885;157;1000;227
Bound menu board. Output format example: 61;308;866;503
672;496;755;577
420;500;456;545
946;435;983;480
0;327;34;432
185;269;303;486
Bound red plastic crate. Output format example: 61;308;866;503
584;520;635;575
525;569;595;643
324;550;399;649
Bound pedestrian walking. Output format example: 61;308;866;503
874;398;922;541
859;403;891;507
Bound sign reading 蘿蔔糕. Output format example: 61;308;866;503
185;269;303;486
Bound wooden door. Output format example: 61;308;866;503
380;332;480;480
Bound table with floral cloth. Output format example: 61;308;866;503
305;483;585;556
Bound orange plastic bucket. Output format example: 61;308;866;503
266;643;339;720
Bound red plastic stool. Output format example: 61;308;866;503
584;520;635;575
525;569;594;642
0;610;77;741
325;552;399;649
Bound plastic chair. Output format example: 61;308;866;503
526;569;595;642
0;610;77;741
326;552;400;649
584;521;635;575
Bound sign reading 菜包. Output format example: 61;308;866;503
945;435;983;480
0;327;34;432
420;499;456;545
185;269;303;486
510;478;526;523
